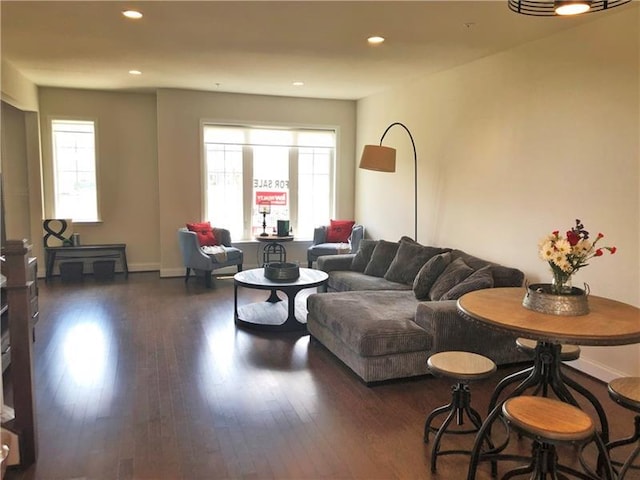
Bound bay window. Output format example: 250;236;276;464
203;125;335;240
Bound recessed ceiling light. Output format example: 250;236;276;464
122;10;143;19
292;81;304;86
128;70;142;75
367;36;385;45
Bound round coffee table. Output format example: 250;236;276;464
234;267;328;331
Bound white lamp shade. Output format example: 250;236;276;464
359;145;396;173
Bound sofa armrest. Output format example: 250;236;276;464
177;229;215;271
415;300;528;365
212;227;232;247
349;225;364;252
312;226;327;246
317;254;355;272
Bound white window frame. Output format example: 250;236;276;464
201;122;336;241
50;118;101;223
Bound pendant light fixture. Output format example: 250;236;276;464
508;0;631;16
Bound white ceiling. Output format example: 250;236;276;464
1;1;623;100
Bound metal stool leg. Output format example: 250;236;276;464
425;383;489;473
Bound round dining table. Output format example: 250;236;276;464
457;287;640;479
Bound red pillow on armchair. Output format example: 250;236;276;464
186;221;218;246
325;220;355;243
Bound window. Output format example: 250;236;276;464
51;120;99;222
203;125;335;240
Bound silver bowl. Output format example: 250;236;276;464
522;283;589;316
264;262;300;281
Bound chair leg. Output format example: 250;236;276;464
185;267;191;283
237;264;243;272
205;272;212;288
308;261;312;268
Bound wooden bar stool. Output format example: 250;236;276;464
499;396;613;479
606;377;640;479
424;351;497;473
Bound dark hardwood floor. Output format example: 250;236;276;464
3;272;638;479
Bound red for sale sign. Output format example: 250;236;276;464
256;191;287;206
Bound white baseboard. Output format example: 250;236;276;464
160;267;186;278
129;262;160;272
571;358;630;383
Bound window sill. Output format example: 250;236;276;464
234;238;313;245
72;220;103;225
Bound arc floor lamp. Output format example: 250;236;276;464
359;122;418;241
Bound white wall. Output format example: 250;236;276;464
0;59;38;112
357;8;639;379
1;60;42;255
31;88;356;274
1;102;31;240
156;89;356;276
38;88;161;272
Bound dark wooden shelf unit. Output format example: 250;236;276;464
0;257;37;372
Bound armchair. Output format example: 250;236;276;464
307;224;364;268
177;227;243;288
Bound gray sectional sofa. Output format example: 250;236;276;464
306;237;530;384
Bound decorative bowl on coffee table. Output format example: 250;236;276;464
264;262;300;281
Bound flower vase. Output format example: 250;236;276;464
551;274;573;295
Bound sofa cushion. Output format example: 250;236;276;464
450;250;524;287
429;257;475;301
326;219;355;243
364;240;400;277
440;265;494;300
220;246;243;263
310;243;351;257
327;271;413;292
385;240;450;285
186;221;218;246
413;252;452;300
350;239;378;272
307;290;431;356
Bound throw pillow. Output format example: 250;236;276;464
413;252;452;300
326;219;355;243
385;240;451;285
428;257;475;301
186;221;218;247
440;265;495;301
350;239;378;272
363;240;400;278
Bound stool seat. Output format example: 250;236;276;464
427;351;497;381
516;338;581;361
608;377;640;412
497;396;613;479
503;396;594;443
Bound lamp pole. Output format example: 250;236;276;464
379;122;418;242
